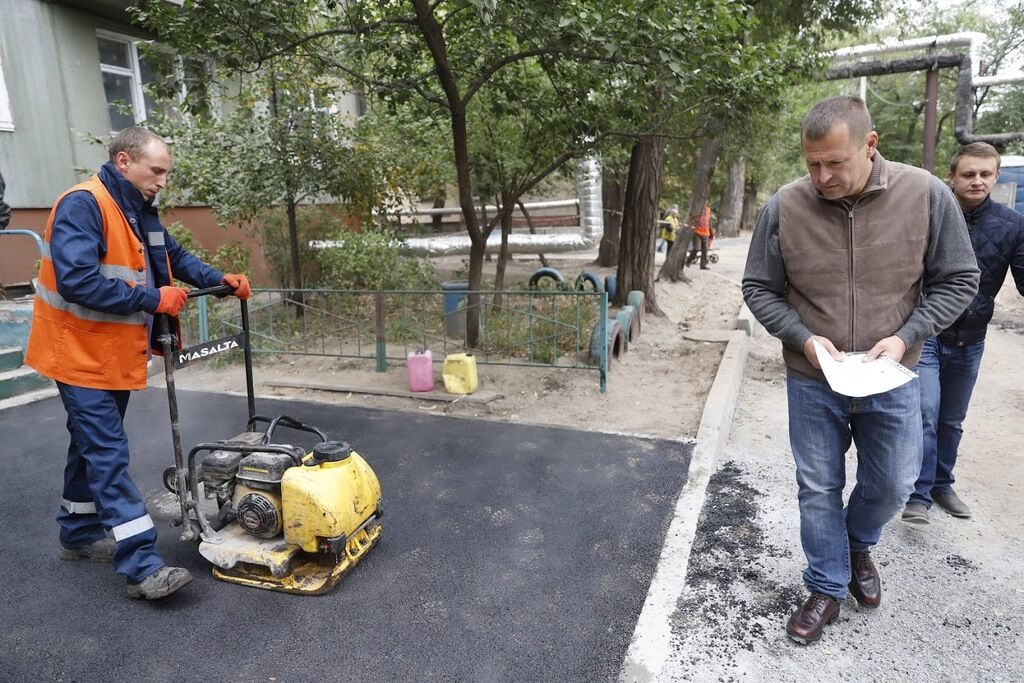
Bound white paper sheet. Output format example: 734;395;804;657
812;339;918;398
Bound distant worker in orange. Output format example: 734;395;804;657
687;204;713;270
25;127;252;600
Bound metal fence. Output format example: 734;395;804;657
183;288;609;392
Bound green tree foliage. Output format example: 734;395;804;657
134;0;808;337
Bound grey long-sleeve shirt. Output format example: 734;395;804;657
742;175;979;356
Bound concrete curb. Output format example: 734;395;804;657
618;326;750;682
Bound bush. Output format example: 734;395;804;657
259;206;330;289
315;222;435;291
259;206;434;291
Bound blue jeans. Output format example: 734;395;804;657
787;372;922;600
910;337;984;507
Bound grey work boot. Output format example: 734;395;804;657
60;538;117;562
932;489;971;518
901;502;929;525
126;566;193;600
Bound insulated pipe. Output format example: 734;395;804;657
396;198;579;217
827;33;1024;145
832;32;986;75
973;72;1024;87
831;31;1024;90
311;231;596;256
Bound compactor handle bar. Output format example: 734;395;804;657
187;284;235;299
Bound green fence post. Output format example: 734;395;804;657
599;290;607;393
375;291;387;372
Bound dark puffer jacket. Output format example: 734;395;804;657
938;196;1024;346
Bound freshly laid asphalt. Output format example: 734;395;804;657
0;389;691;682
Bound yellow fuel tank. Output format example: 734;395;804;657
281;442;382;554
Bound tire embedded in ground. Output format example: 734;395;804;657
589;318;624;365
615;305;640;348
626;290;645;322
604;275;618;301
528;267;565;290
575;271;603;292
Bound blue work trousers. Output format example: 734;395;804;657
57;382;164;583
787;372;922;600
910;337;985;507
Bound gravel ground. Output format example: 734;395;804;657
659;316;1024;682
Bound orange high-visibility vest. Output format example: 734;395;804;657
694;206;712;238
25;176;154;390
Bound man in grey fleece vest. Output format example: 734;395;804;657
742;96;978;645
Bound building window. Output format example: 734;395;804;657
97;31;176;131
0;51;14;132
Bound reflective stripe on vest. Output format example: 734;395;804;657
35;282;146;326
38;242;147;286
112;514;155;542
61;499;98;515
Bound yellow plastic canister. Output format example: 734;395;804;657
442;353;478;394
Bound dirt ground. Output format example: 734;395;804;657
160;249;744;441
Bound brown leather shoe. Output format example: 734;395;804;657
848;550;881;609
786;593;841;644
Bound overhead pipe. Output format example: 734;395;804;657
311;231;595;257
828;32;1024;145
394;198;578;217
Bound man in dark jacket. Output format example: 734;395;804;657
903;143;1024;524
743;96;978;645
0;170;10;229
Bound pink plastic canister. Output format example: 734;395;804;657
407;349;434;392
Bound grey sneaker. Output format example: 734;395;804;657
60;538;117;562
126;566;193;600
901;502;929;525
932;489;971;518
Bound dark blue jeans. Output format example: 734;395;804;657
910;337;984;507
787;372;922;600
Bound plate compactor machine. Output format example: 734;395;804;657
156;286;382;594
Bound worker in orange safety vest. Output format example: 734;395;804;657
687;204;714;270
25;127;252;600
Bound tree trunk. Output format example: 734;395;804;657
286;196;305;316
518;199;549;268
716;158;745;237
412;0;484;345
740;179;759;232
492;202;513;309
616;135;665;313
596;168;624;267
659;135;723;282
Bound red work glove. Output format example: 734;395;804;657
156;286;190;315
222;273;252;299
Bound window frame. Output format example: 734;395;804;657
96;29;150;130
